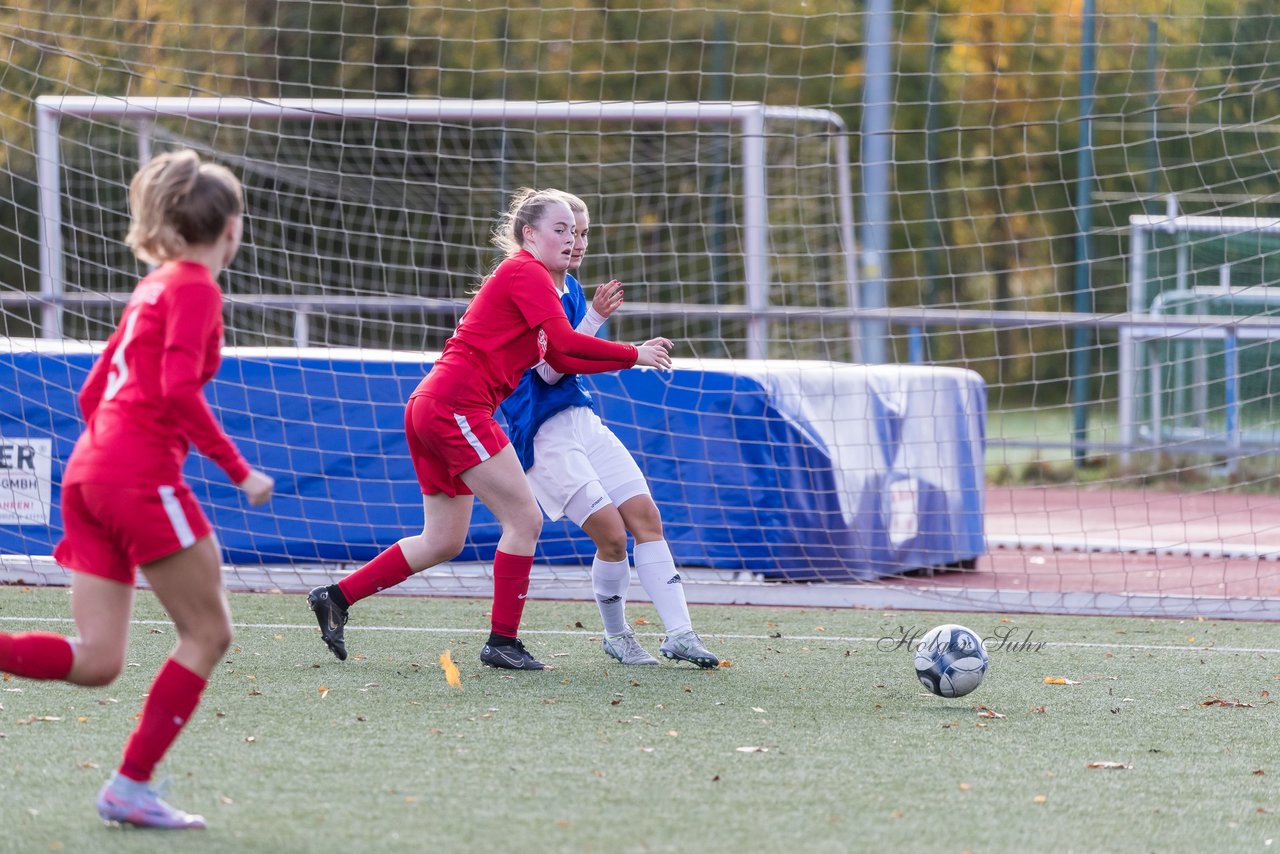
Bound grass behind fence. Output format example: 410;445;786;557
1;586;1276;853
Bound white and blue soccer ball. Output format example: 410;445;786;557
914;623;989;698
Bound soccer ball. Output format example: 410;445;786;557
914;623;989;698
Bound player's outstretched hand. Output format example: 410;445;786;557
238;469;275;506
590;279;625;319
634;337;674;371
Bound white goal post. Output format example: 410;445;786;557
34;96;858;360
1121;212;1280;462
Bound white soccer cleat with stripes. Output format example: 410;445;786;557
602;628;659;665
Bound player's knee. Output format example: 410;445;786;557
181;617;234;659
511;508;543;543
435;534;467;562
623;499;664;541
593;529;628;562
208;621;235;657
71;644;125;687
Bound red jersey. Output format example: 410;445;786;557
417;251;636;412
63;260;251;489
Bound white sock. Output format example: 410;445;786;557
591;555;631;637
633;539;691;636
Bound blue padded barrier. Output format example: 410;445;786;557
0;346;985;581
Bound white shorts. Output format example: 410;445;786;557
526;406;650;526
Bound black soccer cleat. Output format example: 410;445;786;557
308;585;349;661
480;635;548;670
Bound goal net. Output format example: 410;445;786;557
2;4;1279;621
36;98;855;361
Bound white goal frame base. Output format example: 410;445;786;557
2;555;1276;622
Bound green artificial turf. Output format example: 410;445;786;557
0;586;1276;853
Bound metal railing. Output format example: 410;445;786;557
7;288;1280;457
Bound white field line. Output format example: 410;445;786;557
1;615;1277;656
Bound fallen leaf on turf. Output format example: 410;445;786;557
1201;696;1254;708
1044;677;1079;685
633;618;649;625
718;660;732;668
1032;795;1047;804
1030;705;1047;714
439;651;461;689
1253;769;1266;775
976;705;1005;719
220;796;234;805
244;736;255;743
1087;761;1131;770
666;730;678;737
318;686;329;698
736;746;769;753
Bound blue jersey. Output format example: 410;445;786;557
499;274;599;471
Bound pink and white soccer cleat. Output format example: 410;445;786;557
96;772;207;829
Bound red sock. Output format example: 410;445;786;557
338;542;415;605
490;550;534;637
0;632;75;680
119;658;206;783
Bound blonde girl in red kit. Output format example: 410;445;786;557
0;150;274;829
307;189;672;670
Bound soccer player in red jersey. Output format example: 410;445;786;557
307;189;672;670
0;150;274;829
501;192;720;669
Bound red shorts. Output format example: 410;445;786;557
405;394;510;497
54;482;212;585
